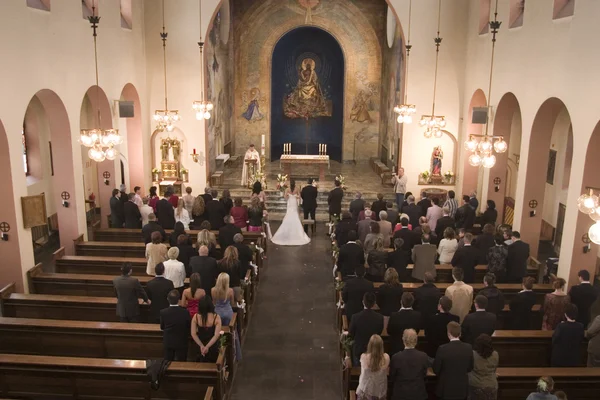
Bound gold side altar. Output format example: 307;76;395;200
153;137;187;195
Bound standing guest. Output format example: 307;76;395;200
197;227;219;259
390;329;430;400
233;234;253;281
509;276;537;330
426;198;443;231
358;202;372;222
337;231;364;279
167;186;179;209
145;231;168;276
220;189;233;216
163;247;186;295
156;189;176;229
393;218;417;252
400;192;413;212
476;273;505;315
169;221;187;247
217;246;243;302
525;376;558;400
342;266;375;324
356;335;390;400
363;221;382;255
189;195;206;229
542;278;571;331
119;184;128;208
301;178;318;234
189;246;218;295
506;231;530;283
388;293;422;355
433;321;474;400
551;303;585;367
425;296;459;357
378;211;393;248
160;289;191;361
417;192;431;218
251;181;266;208
461;295;497;345
487;235;508;282
438;227;458;264
468;334;499;400
412;216;429;237
132;186;142;207
182;187;195;215
148;186;159;212
387;238;410;281
110;189;124;228
349;292;384;365
230;197;248;230
457;228;467;248
414;272;442;325
481;200;498;226
182;273;205;318
349;192;366;222
366;237;387;282
392;167;407;209
386;202;400;231
585;314;600;367
568;269;599;328
371;193;387;221
501;228;513;245
443;190;459;219
124;193;142;228
146;263;174;323
176;234;196;277
377;268;403;328
212;273;241;361
411;233;437;282
175;199;191;230
201;187;212;213
113;263;149;323
451;232;479;283
357;209;374;244
336;212;357;246
403;195;421;228
247;196;264;232
142;213;166;244
455;195;476;231
469;191;479;211
206;189;226;230
140;197;154;227
218;215;242;250
435;207;455;239
191;296;222;363
474;224;496;264
445;267;474;322
327;179;344;220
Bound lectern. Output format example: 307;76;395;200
245;158;257;188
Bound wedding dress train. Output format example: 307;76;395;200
271;193;311;246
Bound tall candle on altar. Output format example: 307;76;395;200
261;134;265;156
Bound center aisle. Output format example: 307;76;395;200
230;224;342;400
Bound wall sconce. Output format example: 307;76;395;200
190;149;205;166
528;199;538;217
493;177;501;193
103;171;111;186
0;222;10;242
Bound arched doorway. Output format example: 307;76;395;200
270;27;345;161
462;89;487;204
120;83;145;192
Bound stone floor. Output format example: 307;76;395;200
230;223;342;400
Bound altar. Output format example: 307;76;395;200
152;137;187;196
280;154;330;182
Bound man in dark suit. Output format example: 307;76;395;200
388;237;410;281
337;231;364;279
402;195;421;228
509;276;537;329
433;321;474;400
327;180;344;219
189;246;218;295
476;273;505;315
386;202;400;231
176;234;196;277
301;178;318;234
205;189;226;230
110;189;124;228
342;266;374;324
160;289;191;361
113;262;149;322
233;233;254;281
198;187;212;223
388;293;422;355
349;192;366;222
218;215;242;250
156;190;176;229
142;213;166;244
551;303;585;367
393;218;417;252
145;263;174;323
123;193;142;228
506;231;530;283
414;272;441;325
451;233;479;283
455;195;475;231
416;192;431;218
390;329;431;400
357;210;374;243
435;207;455;239
371;193;387;221
349;292;384;365
461;295;496;345
568;269;599;328
425;296;460;357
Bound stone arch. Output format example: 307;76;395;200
120;83;145;192
462;89;487;200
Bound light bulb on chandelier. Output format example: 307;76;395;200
468;153;482;167
589;221;600;245
493;138;508;153
105;147;118;161
590;206;600;222
577;191;599;214
481;154;496;168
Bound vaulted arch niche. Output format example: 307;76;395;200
462;89;487;202
120;83;144;192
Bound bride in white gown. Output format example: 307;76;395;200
271;180;311;246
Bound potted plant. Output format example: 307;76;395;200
180;167;188;182
335;175;347;191
421;170;431;184
276;174;288;196
444;170;454;183
151;168;160;182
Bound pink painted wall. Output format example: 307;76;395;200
462;89;486;199
121;84;145;193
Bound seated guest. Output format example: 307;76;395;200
247;196;264;232
169;221;188;247
217;246;242;302
190;246;218;295
176;234;196;277
113;262;149;323
124;193;142;228
435;207;455;239
509;276;537;330
542;278;571;331
336;212;357;247
551;303;585;367
474;223;496;264
349;192;366;222
145;231;168;276
481;200;498;226
197;227;219;259
189;195;206;230
468;334;499;400
357;209;374;244
426;197;443;232
191;296;222;363
366;237;388;282
425;296;460;357
526;376;558;400
437;227;458;264
160;289;191;361
487;235;508;282
393;218;417;252
390;329;430;400
363;221;382;255
451;232;479;283
230;197;248;230
342;266;374;323
175;199;191;230
338;230;364;279
388;293;421;355
378;211;393;248
386;202;399;231
414;272;441;325
349;292;384;366
218;215;242;251
233;233;253;280
586;314;600;367
433;321;474;400
371;193;387;221
163;247;186;295
555;391;568;400
568;269;599;328
142;213;166;244
377;268;403;328
461;295;496;345
476;273;505;315
146;263;175;323
387;238;410;281
445;267;474;322
411;233;437;282
181;273;206;318
356;335;390;400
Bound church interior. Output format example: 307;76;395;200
1;0;600;399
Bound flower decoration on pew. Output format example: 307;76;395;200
218;330;227;348
339;332;354;369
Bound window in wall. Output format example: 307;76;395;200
553;0;575;19
120;0;132;30
479;0;491;35
82;0;94;19
509;0;525;28
26;0;50;12
22;129;29;175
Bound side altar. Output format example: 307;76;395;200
280;154;330;183
152;137;187;196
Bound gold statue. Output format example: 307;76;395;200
171;139;180;162
160;139;170;161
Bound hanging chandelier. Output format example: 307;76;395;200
154;0;180;132
577;189;600;244
419;0;446;138
192;0;213;120
79;1;122;162
393;0;416;124
464;0;507;168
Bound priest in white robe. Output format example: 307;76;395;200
241;144;261;186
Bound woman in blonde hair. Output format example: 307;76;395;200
356;334;389;400
175;198;190;230
211;273;241;360
189;195;206;229
217;246;242;302
526;376;558;400
197;229;218;258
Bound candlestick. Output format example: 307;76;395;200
289;143;292;154
261;134;265;156
193;148;196;154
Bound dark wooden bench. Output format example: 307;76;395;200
54;248;148;275
0;354;223;400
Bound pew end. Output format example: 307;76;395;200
52;247;65;262
25;263;44;295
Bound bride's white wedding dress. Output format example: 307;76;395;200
271;192;311;246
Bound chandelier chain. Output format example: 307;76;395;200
199;0;205;100
161;0;169;111
431;0;443;118
484;0;501;137
403;0;412;105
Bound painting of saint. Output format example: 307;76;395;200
283;58;332;119
350;90;372;123
431;146;443;176
241;88;264;122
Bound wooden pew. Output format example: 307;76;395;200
0;354;225;400
93;227;263;246
53;247;147;275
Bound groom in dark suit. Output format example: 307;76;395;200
301;178;318;234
